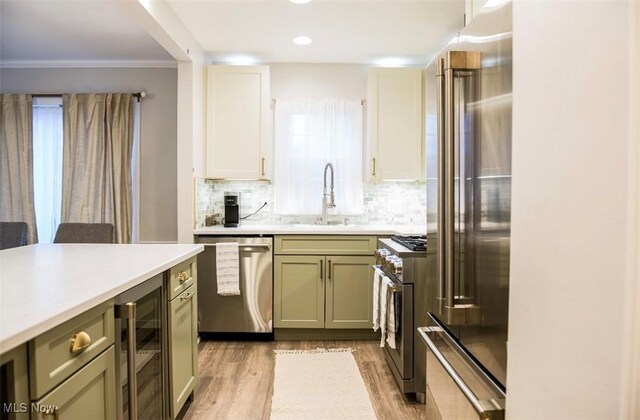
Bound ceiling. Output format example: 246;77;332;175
168;0;465;66
0;0;174;65
0;0;465;67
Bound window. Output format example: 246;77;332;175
31;96;140;243
32;97;63;243
273;99;363;215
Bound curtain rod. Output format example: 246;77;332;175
271;98;367;106
32;91;147;102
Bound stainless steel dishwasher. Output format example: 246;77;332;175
195;236;273;336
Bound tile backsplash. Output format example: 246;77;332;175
195;179;426;227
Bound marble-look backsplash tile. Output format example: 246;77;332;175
194;179;426;227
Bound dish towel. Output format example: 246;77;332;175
379;276;391;348
386;286;396;349
216;242;240;296
372;267;383;331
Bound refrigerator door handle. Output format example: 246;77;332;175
444;54;456;314
436;58;447;316
442;51;483;326
418;326;505;419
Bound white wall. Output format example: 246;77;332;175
120;0;207;244
270;63;368;100
508;1;638;418
0;67;178;243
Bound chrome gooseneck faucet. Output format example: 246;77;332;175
322;163;336;225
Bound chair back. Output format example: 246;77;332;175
0;222;28;250
54;223;115;244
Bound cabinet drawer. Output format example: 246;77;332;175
35;346;116;420
29;301;114;399
168;257;197;300
274;236;376;256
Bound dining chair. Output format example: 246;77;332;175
53;223;115;244
0;222;28;250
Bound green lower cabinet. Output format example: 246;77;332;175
0;344;30;420
325;256;376;329
274;256;325;328
274;254;376;330
34;346;116;420
169;283;198;419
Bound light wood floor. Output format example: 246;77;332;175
178;340;426;420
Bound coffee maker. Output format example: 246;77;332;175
224;192;240;227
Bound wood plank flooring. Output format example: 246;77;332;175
178;340;426;420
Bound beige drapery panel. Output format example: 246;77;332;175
62;93;133;243
0;94;38;244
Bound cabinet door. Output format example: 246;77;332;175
367;67;424;180
274;256;324;328
35;346;116;420
205;65;270;180
0;345;29;420
169;284;198;419
325;256;376;329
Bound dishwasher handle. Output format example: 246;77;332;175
202;243;271;251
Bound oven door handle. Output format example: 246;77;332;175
372;265;403;292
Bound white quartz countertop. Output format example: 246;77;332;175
0;244;203;354
194;224;427;236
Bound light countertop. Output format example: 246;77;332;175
0;243;203;354
194;224;427;236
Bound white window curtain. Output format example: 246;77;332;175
274;99;363;215
32;97;63;244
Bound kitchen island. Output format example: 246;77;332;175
0;244;203;353
0;243;203;420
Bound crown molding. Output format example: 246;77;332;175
0;60;178;69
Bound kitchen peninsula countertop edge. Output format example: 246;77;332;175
0;243;204;354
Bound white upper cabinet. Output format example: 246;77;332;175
205;65;271;180
367;67;424;181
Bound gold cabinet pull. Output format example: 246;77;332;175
42;407;59;420
70;331;91;354
372;157;376;176
180;291;195;301
261;157;266;176
178;271;189;283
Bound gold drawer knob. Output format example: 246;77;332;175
178;271;189;283
70;330;92;354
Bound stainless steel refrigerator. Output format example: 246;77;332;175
418;1;512;418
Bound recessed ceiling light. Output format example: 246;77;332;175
222;55;260;65
292;36;312;46
374;57;407;67
290;0;312;4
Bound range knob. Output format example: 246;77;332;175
375;248;390;265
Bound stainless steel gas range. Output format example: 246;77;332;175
375;235;428;403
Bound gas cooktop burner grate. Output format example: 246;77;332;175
391;235;427;252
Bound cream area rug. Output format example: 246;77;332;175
270;348;377;420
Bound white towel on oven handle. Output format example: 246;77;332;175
372;266;383;331
379;276;393;348
386;283;396;349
